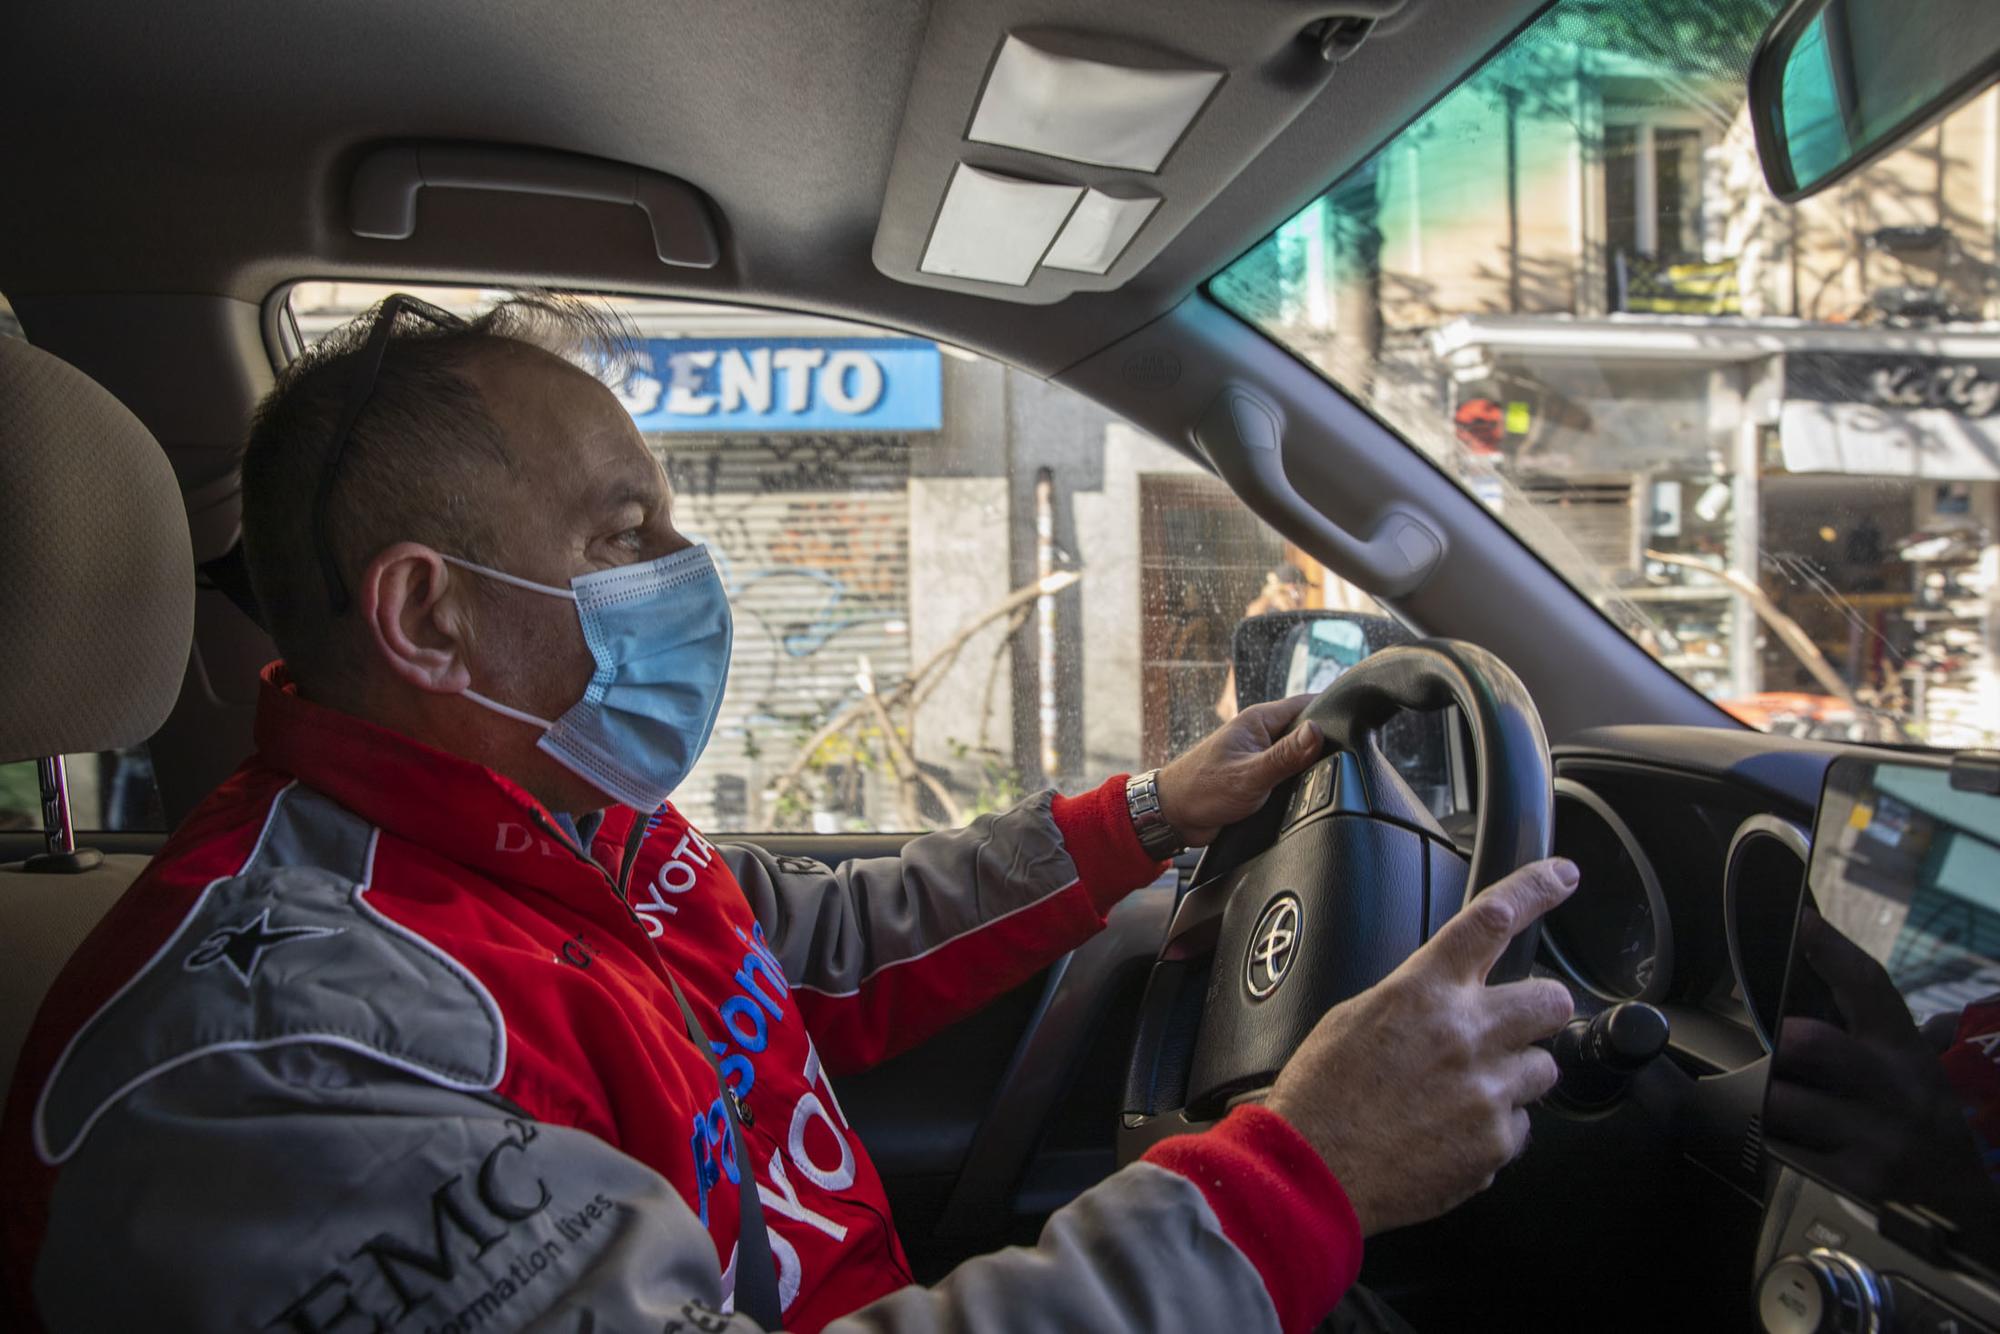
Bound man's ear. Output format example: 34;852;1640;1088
359;542;475;695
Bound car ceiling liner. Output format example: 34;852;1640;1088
874;0;1408;304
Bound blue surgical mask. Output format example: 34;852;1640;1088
442;545;734;812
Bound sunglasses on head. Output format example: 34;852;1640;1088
312;293;468;614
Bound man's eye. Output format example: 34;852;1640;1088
611;529;646;551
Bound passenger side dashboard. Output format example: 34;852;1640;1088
1542;726;2000;1333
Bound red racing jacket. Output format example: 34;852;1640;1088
1;665;1361;1333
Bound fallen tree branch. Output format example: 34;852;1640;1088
1641;549;1853;703
977;606;1033;755
764;570;1080;819
853;658;917;826
907;570;1080;716
859;656;965;827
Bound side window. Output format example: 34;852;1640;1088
0;752;166;834
287;285;1415;835
0;290;170;834
645;339;1394;834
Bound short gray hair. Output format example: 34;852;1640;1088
239;292;632;692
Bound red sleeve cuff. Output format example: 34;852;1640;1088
1050;774;1168;916
1141;1104;1363;1333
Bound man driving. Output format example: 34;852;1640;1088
0;295;1577;1334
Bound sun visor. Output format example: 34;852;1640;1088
872;4;1408;304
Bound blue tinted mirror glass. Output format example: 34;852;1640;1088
1775;0;2000;195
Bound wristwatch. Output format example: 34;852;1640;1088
1125;769;1188;860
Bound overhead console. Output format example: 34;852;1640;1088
872;1;1406;303
1756;751;2000;1332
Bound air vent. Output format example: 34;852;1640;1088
1741;1111;1766;1179
1723;814;1811;1052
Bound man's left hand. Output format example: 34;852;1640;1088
1155;694;1323;848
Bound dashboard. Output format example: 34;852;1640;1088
1539;728;2000;1334
1545;743;1796;1080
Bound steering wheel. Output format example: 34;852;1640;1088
1119;639;1554;1150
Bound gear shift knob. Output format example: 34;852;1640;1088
1551;1001;1670;1105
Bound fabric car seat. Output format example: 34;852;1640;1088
0;333;195;1107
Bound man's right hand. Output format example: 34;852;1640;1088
1265;858;1578;1235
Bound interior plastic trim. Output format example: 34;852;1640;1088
930;883;1175;1233
1546;778;1674;1005
348;142;721;269
1722;812;1810;1052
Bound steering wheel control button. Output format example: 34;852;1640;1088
1285;761;1334;828
1757;1250;1884;1334
1245;894;1302;1000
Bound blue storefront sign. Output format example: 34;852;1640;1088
612;337;942;433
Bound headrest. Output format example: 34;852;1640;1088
0;336;195;764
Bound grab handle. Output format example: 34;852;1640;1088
349;142;720;268
1194;386;1444;597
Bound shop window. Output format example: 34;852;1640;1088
1517;475;1637;573
1605;114;1716;311
286;284;1407;835
1138;475;1292;769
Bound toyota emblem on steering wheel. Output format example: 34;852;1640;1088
1245;894;1302;999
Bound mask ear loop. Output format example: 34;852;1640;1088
438;553;579;601
439;553;579;728
460;688;555;729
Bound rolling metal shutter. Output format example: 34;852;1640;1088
649;432;914;831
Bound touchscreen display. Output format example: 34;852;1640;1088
1770;755;2000;1276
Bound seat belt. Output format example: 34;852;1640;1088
668;970;785;1328
614;803;782;1327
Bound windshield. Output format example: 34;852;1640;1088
1214;0;2000;748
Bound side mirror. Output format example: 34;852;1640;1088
1231;610;1463;824
1231;609;1414;710
1750;0;2000;202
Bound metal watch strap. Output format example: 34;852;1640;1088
1125;769;1186;859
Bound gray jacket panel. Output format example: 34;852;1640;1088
33;783;1280;1333
720;792;1083;999
32;781;505;1167
36;1045;1278;1334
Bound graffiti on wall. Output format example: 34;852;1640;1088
651;434;915;829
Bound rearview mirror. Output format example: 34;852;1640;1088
1750;0;2000;201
